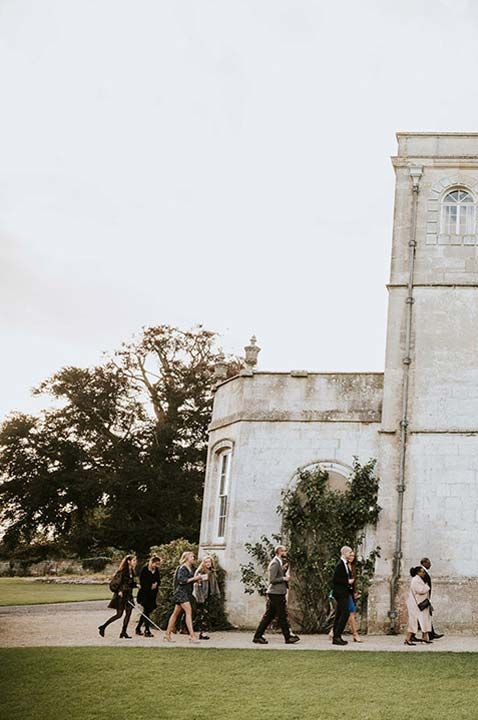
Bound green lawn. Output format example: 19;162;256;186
0;578;109;606
1;648;478;720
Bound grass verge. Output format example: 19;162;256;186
0;578;109;606
1;647;478;720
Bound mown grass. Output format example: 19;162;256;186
0;578;109;606
1;647;478;720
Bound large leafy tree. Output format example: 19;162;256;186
0;325;239;556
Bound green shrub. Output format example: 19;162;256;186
240;458;381;633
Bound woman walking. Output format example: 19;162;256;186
164;551;207;643
135;555;161;637
98;554;137;639
404;566;432;646
345;550;362;642
193;556;221;640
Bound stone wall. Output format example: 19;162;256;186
372;132;478;632
200;371;383;628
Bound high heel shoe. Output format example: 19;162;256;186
353;635;363;643
404;640;416;646
163;635;175;642
98;625;105;638
120;632;132;639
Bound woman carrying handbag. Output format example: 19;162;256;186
404;566;432;646
98;554;137;639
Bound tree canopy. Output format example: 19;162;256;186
0;325;240;557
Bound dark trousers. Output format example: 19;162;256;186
136;606;154;631
254;593;291;640
332;594;350;639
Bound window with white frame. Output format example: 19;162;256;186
441;189;475;236
216;450;231;540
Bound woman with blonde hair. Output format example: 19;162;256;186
164;551;207;643
193;556;221;640
404;566;433;646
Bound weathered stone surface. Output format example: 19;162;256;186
200;132;478;632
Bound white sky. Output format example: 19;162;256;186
1;0;477;419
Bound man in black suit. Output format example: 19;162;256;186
420;557;443;640
331;546;354;646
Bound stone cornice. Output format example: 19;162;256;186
387;283;478;289
209;411;382;432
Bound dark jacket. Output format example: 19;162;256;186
173;564;194;604
332;559;353;600
137;565;161;610
108;567;137;610
422;568;432;593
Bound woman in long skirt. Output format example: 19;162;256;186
404;566;432;646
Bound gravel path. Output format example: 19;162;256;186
1;601;477;651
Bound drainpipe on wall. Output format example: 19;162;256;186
388;165;423;634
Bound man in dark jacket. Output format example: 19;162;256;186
331;546;355;646
252;545;300;645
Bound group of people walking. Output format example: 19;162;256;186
404;557;443;646
97;546;443;646
98;551;219;642
252;545;443;647
252;544;361;646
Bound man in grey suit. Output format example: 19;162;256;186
252;545;300;644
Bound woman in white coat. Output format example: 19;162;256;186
404;566;432;646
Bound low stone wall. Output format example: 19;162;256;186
0;558;119;578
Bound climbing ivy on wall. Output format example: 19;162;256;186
240;458;381;633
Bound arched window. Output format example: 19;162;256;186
215;449;232;541
441;189;475;237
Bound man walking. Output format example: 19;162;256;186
252;545;300;645
331;546;355;646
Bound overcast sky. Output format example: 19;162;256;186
1;0;477;419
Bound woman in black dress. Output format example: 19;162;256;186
135;555;161;637
164;551;207;643
98;554;137;639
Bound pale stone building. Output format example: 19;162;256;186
200;132;478;633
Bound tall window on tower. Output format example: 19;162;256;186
216;450;231;541
441;189;475;237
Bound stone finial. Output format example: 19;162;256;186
244;335;261;370
213;351;228;381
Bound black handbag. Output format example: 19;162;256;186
109;570;122;593
417;598;431;611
